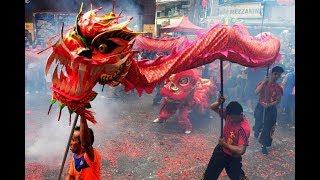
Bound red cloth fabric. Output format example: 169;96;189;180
133;35;188;52
159;101;178;119
177;106;193;131
257;81;283;104
158;100;193;131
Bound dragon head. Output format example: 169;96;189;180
45;4;143;123
160;69;201;102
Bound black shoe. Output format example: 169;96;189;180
261;146;268;155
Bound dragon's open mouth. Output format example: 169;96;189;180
45;51;131;101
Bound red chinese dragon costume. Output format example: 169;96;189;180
153;68;218;134
43;3;281;124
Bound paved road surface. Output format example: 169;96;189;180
25;91;295;179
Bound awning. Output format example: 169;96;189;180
160;16;204;33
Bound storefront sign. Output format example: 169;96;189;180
218;3;262;18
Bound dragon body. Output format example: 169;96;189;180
44;4;281;123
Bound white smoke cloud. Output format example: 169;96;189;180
25;87;124;165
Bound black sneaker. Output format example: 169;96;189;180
261;146;268;155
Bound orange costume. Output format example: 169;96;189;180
68;148;101;180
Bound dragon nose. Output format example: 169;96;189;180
77;47;92;58
170;83;179;92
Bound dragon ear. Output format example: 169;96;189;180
79;2;84;14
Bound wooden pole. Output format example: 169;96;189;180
58;114;79;180
219;59;224;138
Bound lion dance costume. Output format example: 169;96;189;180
42;3;281;124
153;68;218;134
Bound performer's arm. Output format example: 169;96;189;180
255;77;268;94
210;95;225;114
264;87;283;107
65;160;75;180
219;138;247;157
80;116;95;162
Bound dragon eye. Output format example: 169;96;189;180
179;77;190;86
98;44;108;53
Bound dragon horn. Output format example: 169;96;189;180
79;2;84;15
90;3;93;16
75;2;84;36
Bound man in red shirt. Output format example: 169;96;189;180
203;96;250;180
66;116;101;180
253;66;284;155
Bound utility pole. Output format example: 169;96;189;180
155;0;158;37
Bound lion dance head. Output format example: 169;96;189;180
160;68;217;112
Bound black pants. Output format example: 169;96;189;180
254;103;277;147
203;144;245;180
